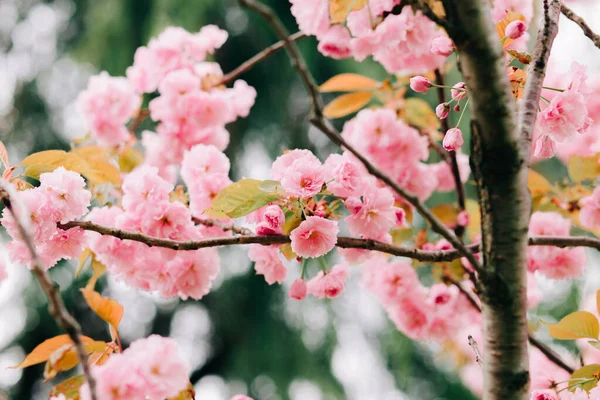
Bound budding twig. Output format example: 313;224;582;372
237;0;483;273
0;182;98;400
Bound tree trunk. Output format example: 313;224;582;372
442;1;532;398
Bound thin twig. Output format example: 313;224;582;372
434;69;466;236
406;0;448;28
468;335;484;368
219;31;306;85
128;109;150;135
561;3;600;49
236;0;483;273
0;183;98;400
192;217;253;236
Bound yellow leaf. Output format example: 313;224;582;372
76;248;93;278
118;146;144;173
402;98;439;130
72;146;121;186
391;228;413;245
465;199;481;239
205;179;281;219
323;92;372;119
49;375;87;399
432;259;466;282
86;257;107;290
168;382;196;400
568;154;600;183
80;288;124;330
597;290;600;316
319;73;380;93
329;0;367;24
543;311;600;340
280;243;297;261
43;340;106;381
528;170;553;198
11;335;94;368
569;364;600;393
431;204;460;227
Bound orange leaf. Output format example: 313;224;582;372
0;140;9;169
49;375;87;399
323;92;372;119
80;288;124;329
43;340;106;381
11;335;94;369
319;73;380;93
329;0;367;24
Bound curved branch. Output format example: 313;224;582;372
219;31;306;85
561;3;600;49
0;183;98;400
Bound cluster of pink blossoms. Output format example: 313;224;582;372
535;62;594;158
87;164;221;300
289;1;446;74
77;25;256;178
1;167;90;269
341;108;469;201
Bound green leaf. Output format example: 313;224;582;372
542;311;600;340
569;364;600;393
205;179;280;219
402;98;439;130
49;375;86;399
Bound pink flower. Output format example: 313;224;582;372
457;211;469;227
290;216;339;258
307;263;350;299
436;103;450;119
122;165;173;213
538;91;590;143
39;167;91;223
256;205;285;235
271;149;320;181
345;183;397;239
530;390;558;400
181;144;231;180
94;354;145;399
248;245;287;285
443;128;464;151
534;135;556;159
289;279;308;300
317;25;352;59
127;335;190;399
505;20;527;39
451;82;467;100
323;154;366;197
491;0;533;23
0;257;6;283
528;212;587;279
231;396;254;400
77;72;141;147
289;0;330;38
168;249;220;300
580;187;600;230
280;155;325;198
430;35;454;56
409;76;432;92
140;201;195;240
387;296;431;340
367;259;421;306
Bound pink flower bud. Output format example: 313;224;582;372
443;128;464;151
436;103;450;119
289;279;307;300
396;208;407;226
409;76;432;93
505;20;527;40
263;205;285;230
534;135;556;159
255;223;280;235
323;274;345;298
451;82;467;101
457;211;469;227
453;104;461;112
430;35;455;57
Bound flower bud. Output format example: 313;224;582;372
289;279;307;300
451;82;467;101
443;128;464;151
409;76;432;93
430;35;455;57
457;211;469;227
505;20;527;40
436;103;450;119
396;208;407;226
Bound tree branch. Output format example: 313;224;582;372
192;217;253;236
406;0;448;28
237;0;482;272
219;31;306;85
561;3;600;50
128;109;150;135
0;183;98;400
519;0;561;155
